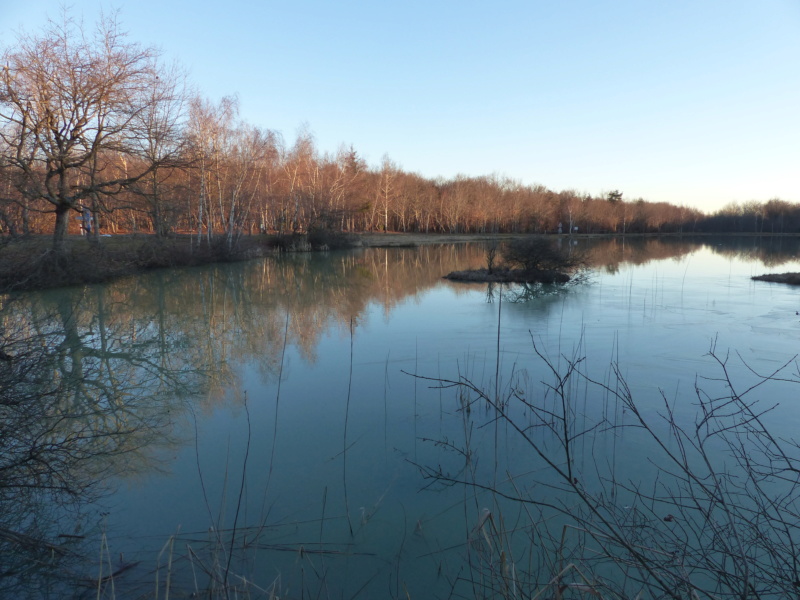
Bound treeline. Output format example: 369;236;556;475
701;199;800;234
0;13;795;248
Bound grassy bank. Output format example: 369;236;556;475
0;232;361;293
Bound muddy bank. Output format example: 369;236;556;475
0;235;277;293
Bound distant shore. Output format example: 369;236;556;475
357;231;800;247
357;232;518;246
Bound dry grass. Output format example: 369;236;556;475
0;229;371;292
0;235;274;292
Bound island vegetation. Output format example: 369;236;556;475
445;237;583;284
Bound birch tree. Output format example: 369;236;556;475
220;125;278;248
127;60;189;237
186;95;237;243
375;155;397;232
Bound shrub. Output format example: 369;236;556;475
416;338;800;598
306;227;357;250
501;237;584;272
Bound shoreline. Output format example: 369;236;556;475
357;231;800;247
2;232;799;293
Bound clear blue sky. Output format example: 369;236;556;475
2;0;799;213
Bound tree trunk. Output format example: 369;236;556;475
53;204;70;251
22;203;30;236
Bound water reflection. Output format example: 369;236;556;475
0;243;492;595
2;235;799;596
0;284;215;596
491;235;800;302
582;234;800;272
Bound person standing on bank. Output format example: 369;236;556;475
82;206;92;235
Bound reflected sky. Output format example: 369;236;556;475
4;236;800;597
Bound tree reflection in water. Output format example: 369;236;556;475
0;283;213;597
2;236;800;596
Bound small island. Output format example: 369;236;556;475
445;267;571;284
752;273;800;285
444;237;584;285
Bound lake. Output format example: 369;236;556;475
3;235;800;598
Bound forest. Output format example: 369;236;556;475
1;14;797;249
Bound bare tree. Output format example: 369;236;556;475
280;127;320;234
375;155;398;232
186;95;238;243
220;124;277;249
0;11;167;251
126;59;189;237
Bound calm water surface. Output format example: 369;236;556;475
3;236;800;598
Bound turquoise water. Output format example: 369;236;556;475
4;236;800;598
